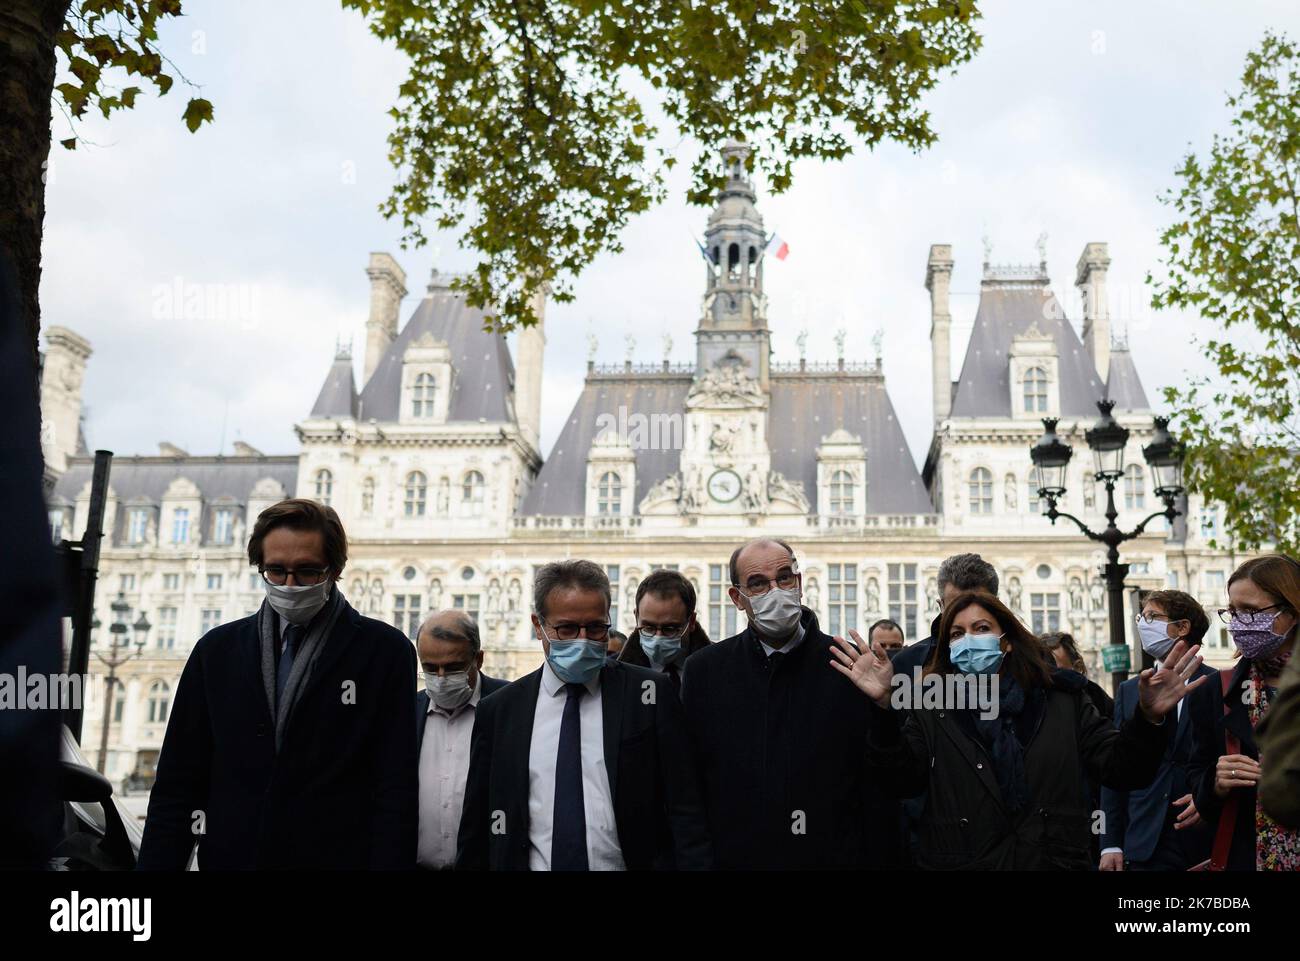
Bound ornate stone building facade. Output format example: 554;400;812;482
44;143;1243;780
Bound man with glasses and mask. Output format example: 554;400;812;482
617;569;712;691
456;559;710;870
138;498;418;870
679;538;901;869
415;610;508;870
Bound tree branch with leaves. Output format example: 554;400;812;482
1149;30;1300;556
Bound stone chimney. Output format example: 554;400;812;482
159;442;189;458
925;245;954;425
364;252;408;385
1076;242;1111;380
39;326;92;476
513;283;547;453
232;440;263;457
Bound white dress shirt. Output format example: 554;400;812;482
527;661;625;871
416;673;481;869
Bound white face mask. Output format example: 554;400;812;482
746;586;803;639
426;670;474;710
1138;618;1178;660
264;579;332;626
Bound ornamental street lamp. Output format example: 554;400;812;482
1030;402;1186;690
93;592;150;774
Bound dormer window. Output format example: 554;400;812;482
412;373;436;418
598;471;622;515
171;507;190;544
213;507;235;545
1023;366;1048;413
128;507;150;545
829;470;856;515
315;469;333;506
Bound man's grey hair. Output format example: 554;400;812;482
533;559;611;619
729;538;797;586
936;553;999;596
420;610;481;654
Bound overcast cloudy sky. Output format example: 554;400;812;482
40;0;1299;468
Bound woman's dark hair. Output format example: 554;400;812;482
247;498;348;579
926;590;1052;690
1040;632;1087;676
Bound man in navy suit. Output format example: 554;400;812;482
138;499;418;870
1100;589;1217;870
415;609;507;869
456;559;711;870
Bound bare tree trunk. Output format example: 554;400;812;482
0;1;73;377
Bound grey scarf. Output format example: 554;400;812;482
257;587;346;751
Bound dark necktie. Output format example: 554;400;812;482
276;624;304;705
551;682;589;871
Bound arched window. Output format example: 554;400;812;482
969;468;993;514
727;243;740;280
1123;463;1145;510
361;477;375;515
404;471;427;516
412;372;436;418
147;681;170;724
829;470;856;515
462;471;485;516
597;471;622;515
314;469;333;506
1023;367;1048;413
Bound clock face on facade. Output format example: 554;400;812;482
707;468;743;503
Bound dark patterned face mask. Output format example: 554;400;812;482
1229;609;1290;661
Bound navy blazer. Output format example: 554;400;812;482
455;660;712;870
415;673;507;751
137;597;419;870
1100;661;1217;864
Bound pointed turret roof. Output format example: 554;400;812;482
310;346;359;419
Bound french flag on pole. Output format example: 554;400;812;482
765;232;789;261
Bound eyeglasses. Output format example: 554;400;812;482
736;571;800;597
1135;612;1182;625
542;619;611;641
1217;605;1286;627
260;565;330;587
636;624;689;639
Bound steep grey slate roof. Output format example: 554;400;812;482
520;376;692;515
310;352;359;419
769;374;932;513
1105;347;1150;411
519;371;931;515
52;455;299;546
949;284;1107;417
357;290;516;424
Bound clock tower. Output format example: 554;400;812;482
695;140;771;391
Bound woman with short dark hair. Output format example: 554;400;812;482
831;590;1206;870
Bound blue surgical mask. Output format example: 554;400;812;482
949;633;1005;674
638;630;684;670
1137;618;1178;661
545;638;607;685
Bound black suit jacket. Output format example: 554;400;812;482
415;673;507;751
455;661;711;870
137;597;419;870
